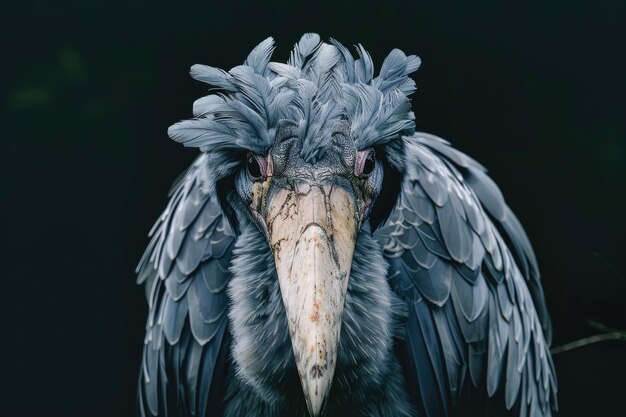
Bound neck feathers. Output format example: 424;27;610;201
226;221;409;414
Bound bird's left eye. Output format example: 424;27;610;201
362;151;376;177
356;149;376;178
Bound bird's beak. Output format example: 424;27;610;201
266;180;359;417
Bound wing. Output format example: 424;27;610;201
136;154;236;417
376;133;557;417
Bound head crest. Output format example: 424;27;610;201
168;34;420;170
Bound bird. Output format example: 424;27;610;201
135;33;557;417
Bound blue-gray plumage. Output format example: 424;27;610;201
136;34;557;417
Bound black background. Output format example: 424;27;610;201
2;0;625;416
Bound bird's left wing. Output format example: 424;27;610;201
375;133;557;417
136;154;235;417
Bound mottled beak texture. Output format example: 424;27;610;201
266;179;359;417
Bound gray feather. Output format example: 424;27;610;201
288;33;321;68
244;37;275;75
190;64;237;92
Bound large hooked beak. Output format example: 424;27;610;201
265;180;359;417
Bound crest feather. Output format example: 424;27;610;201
288;33;322;68
244;37;275;75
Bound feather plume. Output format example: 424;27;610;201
288;33;321;68
244;37;275;76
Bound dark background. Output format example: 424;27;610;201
2;0;624;415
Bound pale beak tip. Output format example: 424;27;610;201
303;377;326;417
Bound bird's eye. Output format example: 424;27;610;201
247;154;264;180
361;150;376;177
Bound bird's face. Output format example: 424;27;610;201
235;119;384;416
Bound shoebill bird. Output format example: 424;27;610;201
136;34;557;417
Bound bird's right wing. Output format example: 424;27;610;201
136;154;236;417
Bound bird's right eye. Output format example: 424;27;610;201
247;154;264;181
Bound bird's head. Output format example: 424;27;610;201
169;33;420;416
